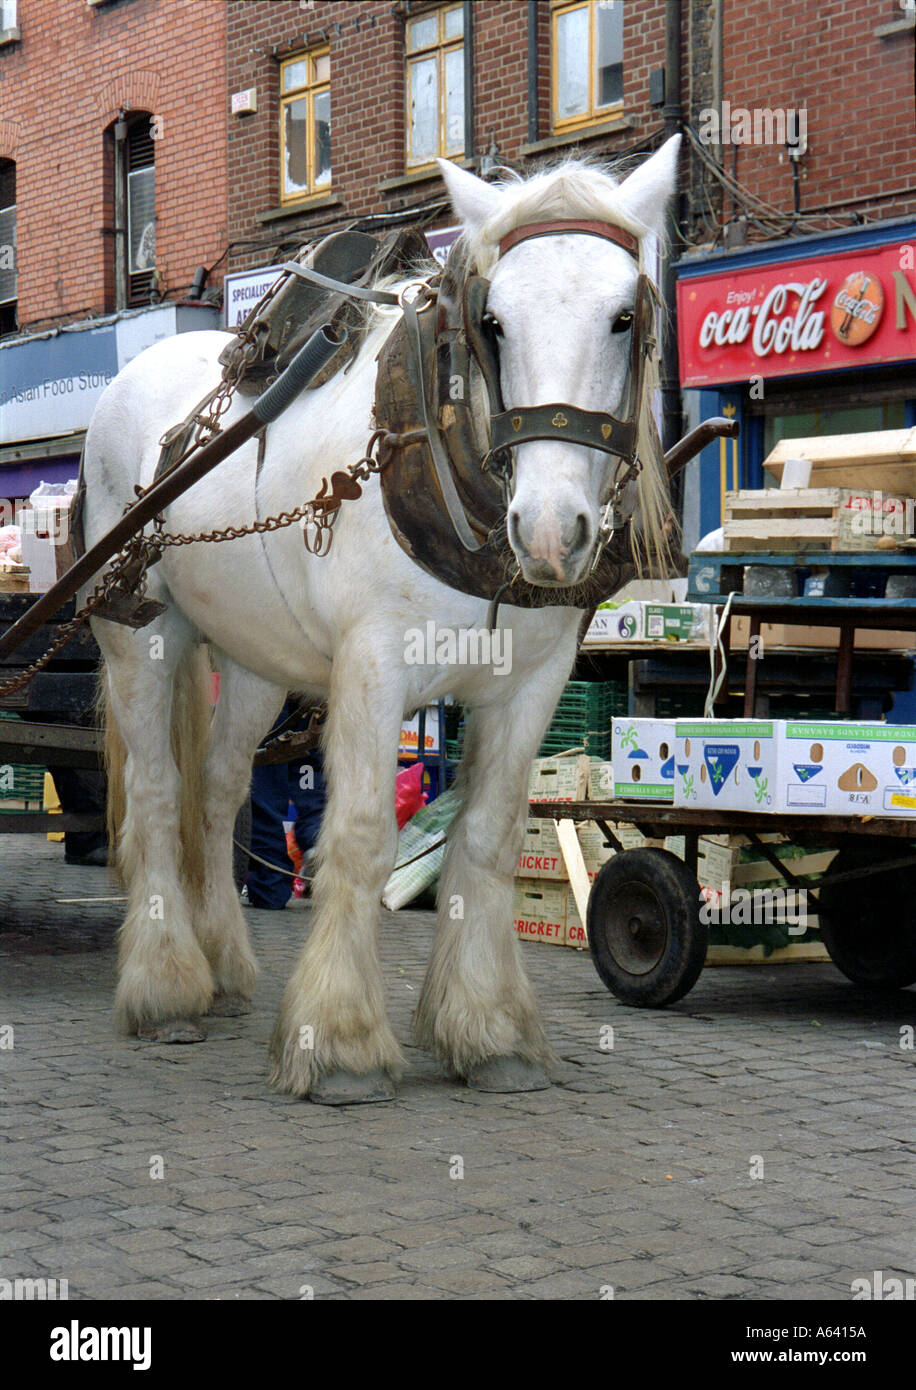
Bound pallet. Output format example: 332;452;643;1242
722;488;910;554
687;550;916;612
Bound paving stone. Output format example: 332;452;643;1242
4;834;915;1301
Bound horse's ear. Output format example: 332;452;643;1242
437;158;503;234
614;133;681;239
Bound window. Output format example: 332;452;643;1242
0;1;17;33
109;114;155;310
406;3;464;166
280;48;331;202
0;160;16;336
552;0;624;133
125;120;155;304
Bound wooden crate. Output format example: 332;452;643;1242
0;565;30;593
764;427;916;496
722;487;912;553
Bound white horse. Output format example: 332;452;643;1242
81;135;680;1103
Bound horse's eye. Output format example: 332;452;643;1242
482;311;503;338
611;311;634;334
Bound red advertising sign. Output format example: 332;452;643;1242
677;240;916;387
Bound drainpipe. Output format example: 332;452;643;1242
463;1;474;163
527;1;539;145
661;0;683;472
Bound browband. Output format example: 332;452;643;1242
498;219;640;261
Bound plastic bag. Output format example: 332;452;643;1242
395;761;428;829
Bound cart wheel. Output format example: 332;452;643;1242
817;846;916;990
586;848;707;1007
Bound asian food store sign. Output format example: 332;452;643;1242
677;238;916;388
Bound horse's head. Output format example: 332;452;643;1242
438;136;680;588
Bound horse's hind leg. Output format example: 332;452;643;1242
98;615;214;1042
193;655;286;1015
268;635;405;1103
415;652;577;1089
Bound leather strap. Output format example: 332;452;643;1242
490;404;637;458
281;260;401;304
498;220;639;261
400;292;486;553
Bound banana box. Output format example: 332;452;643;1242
675;720;778;812
779;722;916;819
611;718;676;802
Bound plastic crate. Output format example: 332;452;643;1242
0;764;46;810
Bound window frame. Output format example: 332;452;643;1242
279;46;331;205
0;159;16;334
405;2;465;169
551;0;625;135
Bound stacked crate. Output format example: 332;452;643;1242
0;712;45;812
538;680;626;761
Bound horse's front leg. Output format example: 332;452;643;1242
415;647;577;1090
268;639;405;1104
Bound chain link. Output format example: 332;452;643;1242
0;430;400;701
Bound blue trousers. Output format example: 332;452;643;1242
246;713;327;908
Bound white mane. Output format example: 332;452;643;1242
461;157;662;283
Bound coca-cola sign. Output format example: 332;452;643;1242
677;240;915;387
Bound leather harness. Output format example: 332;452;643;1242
375;217;660;608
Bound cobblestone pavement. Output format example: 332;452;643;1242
2;834;915;1301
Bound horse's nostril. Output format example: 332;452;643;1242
508;510;523;551
572;514;589;552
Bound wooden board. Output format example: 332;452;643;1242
764;428;916;496
722;487;911;553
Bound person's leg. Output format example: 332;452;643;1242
49;765;108;865
292;750;327;866
246;704;296;910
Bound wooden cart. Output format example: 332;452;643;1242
529;799;916;1006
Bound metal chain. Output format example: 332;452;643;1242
0;536;159;701
0;430;399;701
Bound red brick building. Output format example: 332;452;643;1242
222;0;916;547
0;0;227;498
224;0;674;282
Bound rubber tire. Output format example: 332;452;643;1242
586;847;707;1007
232;795;253;892
817;846;916;990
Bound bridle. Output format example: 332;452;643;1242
452;218;659;558
374;213;662;611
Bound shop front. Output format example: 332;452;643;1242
0;302;218;505
675;219;916;550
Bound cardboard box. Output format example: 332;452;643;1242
583;601;713;646
778;722;916;819
675;720;778;812
565;886;588;949
516;817;566;880
587;761;615;800
611;718;676;802
513;878;567;946
528;755;589;803
730;615;915;653
18;495;78;594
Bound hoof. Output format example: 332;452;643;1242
309;1069;396;1106
465;1055;551;1093
137;1018;207;1044
207;993;252;1018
